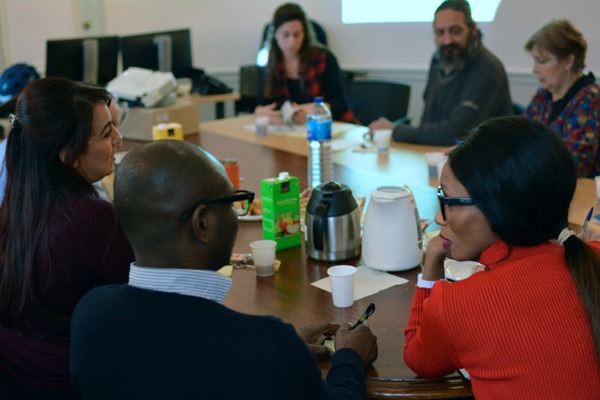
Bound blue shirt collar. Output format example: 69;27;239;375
128;263;232;303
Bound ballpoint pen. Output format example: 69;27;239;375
582;206;594;235
350;303;375;330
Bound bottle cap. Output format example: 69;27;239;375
278;171;289;180
313;96;324;103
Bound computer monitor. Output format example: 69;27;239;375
120;29;192;77
45;36;119;86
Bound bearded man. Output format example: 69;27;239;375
369;0;512;145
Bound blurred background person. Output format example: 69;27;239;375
369;0;512;145
254;2;357;124
404;116;600;398
524;19;600;178
0;77;133;399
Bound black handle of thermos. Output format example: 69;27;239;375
313;201;328;251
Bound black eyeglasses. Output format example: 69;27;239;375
437;186;475;220
180;190;255;221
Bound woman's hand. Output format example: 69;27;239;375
255;103;283;125
422;234;448;281
292;102;313;125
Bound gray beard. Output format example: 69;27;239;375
437;31;481;75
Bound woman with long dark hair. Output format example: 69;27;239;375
254;3;357;124
404;116;600;398
0;77;133;398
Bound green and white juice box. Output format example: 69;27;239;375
260;172;301;250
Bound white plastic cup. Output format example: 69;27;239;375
255;115;269;138
250;240;277;277
373;129;392;152
424;152;446;179
437;156;448;181
327;265;357;308
595;176;600;203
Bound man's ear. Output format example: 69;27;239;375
470;23;478;36
191;204;210;244
59;148;79;168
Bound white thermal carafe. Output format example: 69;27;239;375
362;185;423;271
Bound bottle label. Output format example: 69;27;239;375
307;119;332;141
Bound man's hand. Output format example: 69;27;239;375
296;323;340;359
334;323;378;368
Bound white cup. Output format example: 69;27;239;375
250;240;277;277
424;152;446;179
595;176;600;203
327;265;357;308
255;115;269;138
373;129;392;152
437;156;448;181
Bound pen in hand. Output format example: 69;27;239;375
582;206;594;235
350;303;376;330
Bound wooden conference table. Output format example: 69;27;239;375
120;115;598;399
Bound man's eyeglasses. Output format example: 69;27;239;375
180;190;255;221
437;186;475;220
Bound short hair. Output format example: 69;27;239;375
114;141;228;252
435;0;475;27
525;19;587;71
448;116;575;245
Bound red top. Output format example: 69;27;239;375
404;240;600;399
0;193;133;391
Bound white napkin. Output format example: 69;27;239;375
311;265;408;300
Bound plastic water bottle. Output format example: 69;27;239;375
307;97;333;188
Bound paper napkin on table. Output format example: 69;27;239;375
311;265;409;300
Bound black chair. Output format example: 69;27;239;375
512;101;526;115
235;65;264;115
346;80;411;126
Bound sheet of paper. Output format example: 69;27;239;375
242;122;356;139
311;265;409;300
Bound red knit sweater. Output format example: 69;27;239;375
404;240;600;399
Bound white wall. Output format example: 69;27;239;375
2;0;599;118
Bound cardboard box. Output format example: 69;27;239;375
261;173;301;251
120;99;199;141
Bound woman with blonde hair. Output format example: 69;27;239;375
524;19;600;177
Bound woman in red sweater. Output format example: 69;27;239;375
404;116;600;399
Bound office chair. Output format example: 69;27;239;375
235;65;264;115
346;80;411;126
512;101;526;115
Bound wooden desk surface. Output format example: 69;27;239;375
179;92;240;104
197;115;599;233
194;130;473;399
116;117;598;398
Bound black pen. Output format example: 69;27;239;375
350;303;375;330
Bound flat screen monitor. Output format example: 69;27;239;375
45;36;119;86
120;29;192;77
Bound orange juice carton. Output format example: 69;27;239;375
260;172;301;250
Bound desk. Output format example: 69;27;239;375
196;115;599;233
192;129;474;400
118;116;598;399
179;92;240;119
